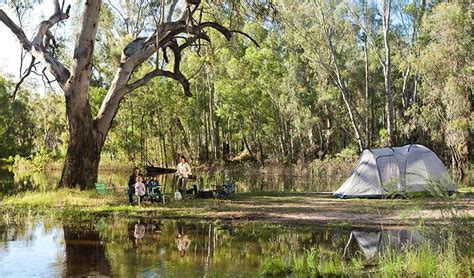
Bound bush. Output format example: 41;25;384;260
13;146;61;173
309;156;358;192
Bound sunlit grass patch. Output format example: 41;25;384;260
1;188;120;208
458;187;474;193
1;189;472;228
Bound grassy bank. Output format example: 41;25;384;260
1;188;472;227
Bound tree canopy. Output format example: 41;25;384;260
0;0;471;184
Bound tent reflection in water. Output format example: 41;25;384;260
333;144;455;198
343;229;424;259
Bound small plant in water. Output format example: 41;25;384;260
260;255;291;276
291;248;320;276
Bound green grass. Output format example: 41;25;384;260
2;188;111;207
259;255;291;276
259;247;366;276
1;188;472;227
458;186;474;193
259;236;472;277
379;239;472;277
0;188;218;224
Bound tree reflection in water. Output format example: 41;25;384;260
63;226;111;277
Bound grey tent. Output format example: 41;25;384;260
334;144;455;198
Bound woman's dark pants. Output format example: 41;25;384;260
128;187;135;204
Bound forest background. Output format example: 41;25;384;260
0;0;471;185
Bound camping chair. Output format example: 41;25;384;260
144;182;167;205
95;182;108;195
216;179;235;198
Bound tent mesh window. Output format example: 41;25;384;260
376;155;401;192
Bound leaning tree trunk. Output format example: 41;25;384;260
317;3;365;151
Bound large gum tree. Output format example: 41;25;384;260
0;0;257;189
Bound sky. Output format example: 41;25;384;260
0;2;55;81
0;1;184;93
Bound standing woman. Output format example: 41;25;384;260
128;167;140;204
176;155;191;196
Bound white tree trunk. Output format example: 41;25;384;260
382;0;394;146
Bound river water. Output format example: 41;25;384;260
0;218;458;277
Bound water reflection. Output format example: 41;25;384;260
63;226;111;276
176;224;191;257
0;223;65;276
343;229;424;259
0;218;462;277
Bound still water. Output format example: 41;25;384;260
0;218;449;277
0;165;343;197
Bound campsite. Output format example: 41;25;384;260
0;0;472;277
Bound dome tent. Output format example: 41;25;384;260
333;144;455;198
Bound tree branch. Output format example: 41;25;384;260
0;9;31;51
65;0;101;97
127;68;190;94
0;4;71;89
128;39;191;96
120;20;258;97
11;57;36;98
32;1;70;49
230;29;260;47
346;6;384;68
96;5;259;137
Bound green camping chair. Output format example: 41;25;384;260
95;182;108;195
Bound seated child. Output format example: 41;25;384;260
147;176;158;186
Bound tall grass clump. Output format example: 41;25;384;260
379;234;472;277
291;248;320;276
259;247;366;276
317;246;348;275
380;178;473;277
259;255;291;276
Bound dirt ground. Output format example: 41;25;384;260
176;192;474;228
